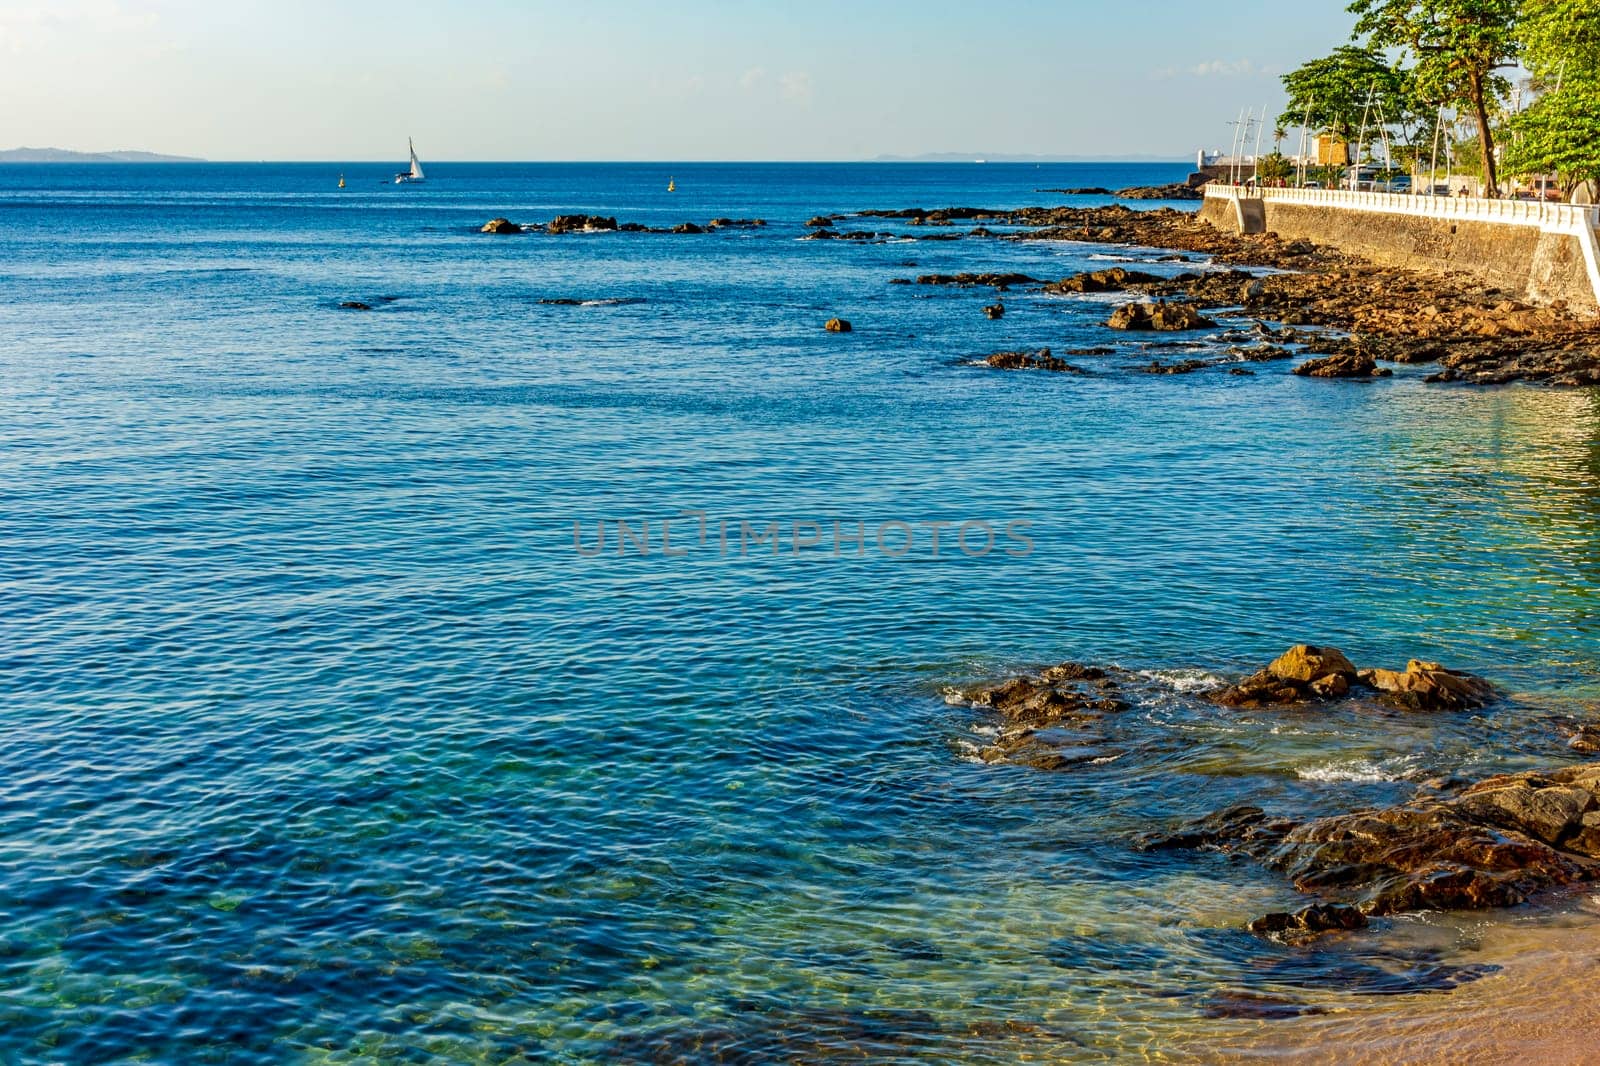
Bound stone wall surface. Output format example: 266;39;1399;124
1199;194;1600;314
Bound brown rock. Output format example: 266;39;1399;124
1293;352;1393;378
1248;903;1368;941
1357;660;1496;711
824;318;852;333
480;217;524;234
1267;644;1357;684
1107;301;1215;332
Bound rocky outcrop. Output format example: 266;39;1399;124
916;272;1040;289
671;222;704;234
706;218;766;229
805;216;834;228
547;214;619;234
1143;762;1600;931
480;217;524;234
1116;183;1204;201
1211;645;1494;711
824;317;852;333
1357;660;1498;711
984;348;1089;373
1044;267;1163;294
956;662;1127;770
1292;352;1393;378
982;302;1005;319
1106;301;1216;332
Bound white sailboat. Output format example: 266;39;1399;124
394;138;426;184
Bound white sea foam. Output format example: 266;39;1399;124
1297;755;1422;783
1140;668;1226;694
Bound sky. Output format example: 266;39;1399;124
0;0;1358;161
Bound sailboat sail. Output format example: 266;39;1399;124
408;139;425;181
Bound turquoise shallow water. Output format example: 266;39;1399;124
2;162;1600;1063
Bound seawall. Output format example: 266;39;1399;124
1199;187;1600;315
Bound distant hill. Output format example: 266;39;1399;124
870;152;1184;163
0;147;205;163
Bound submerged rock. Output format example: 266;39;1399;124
480;217;524;234
805;215;834;228
982;302;1005;319
824;317;852;333
1107;301;1215;332
706;217;766;229
671;221;704;234
338;301;373;311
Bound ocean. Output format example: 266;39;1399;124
3;161;1599;1063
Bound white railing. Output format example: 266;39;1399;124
1203;183;1600;233
1204;182;1600;310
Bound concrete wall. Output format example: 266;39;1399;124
1199;195;1599;314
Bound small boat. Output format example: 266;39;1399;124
667;177;676;192
395;138;426;184
337;173;345;189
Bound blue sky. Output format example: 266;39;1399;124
1;0;1357;160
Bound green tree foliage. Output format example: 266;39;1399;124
1349;0;1520;195
1256;153;1295;182
1504;72;1600;191
1279;46;1436;164
1504;0;1600;191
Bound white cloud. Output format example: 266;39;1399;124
0;1;159;54
1155;58;1276;80
779;70;812;104
739;66;766;91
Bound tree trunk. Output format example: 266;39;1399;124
1468;68;1499;197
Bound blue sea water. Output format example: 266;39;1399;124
2;161;1599;1063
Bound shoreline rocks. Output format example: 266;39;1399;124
1211;645;1495;711
1107;301;1216;332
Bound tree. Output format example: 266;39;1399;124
1279;46;1434;166
1349;0;1520;195
1503;0;1600;192
1280;46;1404;142
1503;73;1600;192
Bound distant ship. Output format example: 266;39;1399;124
667;177;676;192
395;139;426;184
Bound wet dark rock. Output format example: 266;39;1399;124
1107;301;1215;332
888;278;912;285
1132;358;1218;375
805;215;834;228
338;301;373;311
982;302;1005;319
1135;805;1294;853
1293;352;1393;379
1042;186;1114;196
957;662;1128;768
1228;368;1257;376
539;298;583;306
1153;762;1600;929
1248;904;1368;942
671;222;704;234
1565;723;1600;754
916;272;1040;289
1043;267;1163;294
984;348;1089;374
547;214;619;234
1116;183;1204;201
824;317;852;333
707;218;765;229
480;217;524;234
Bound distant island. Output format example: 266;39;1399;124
0;147;205;163
870;152;1185;163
